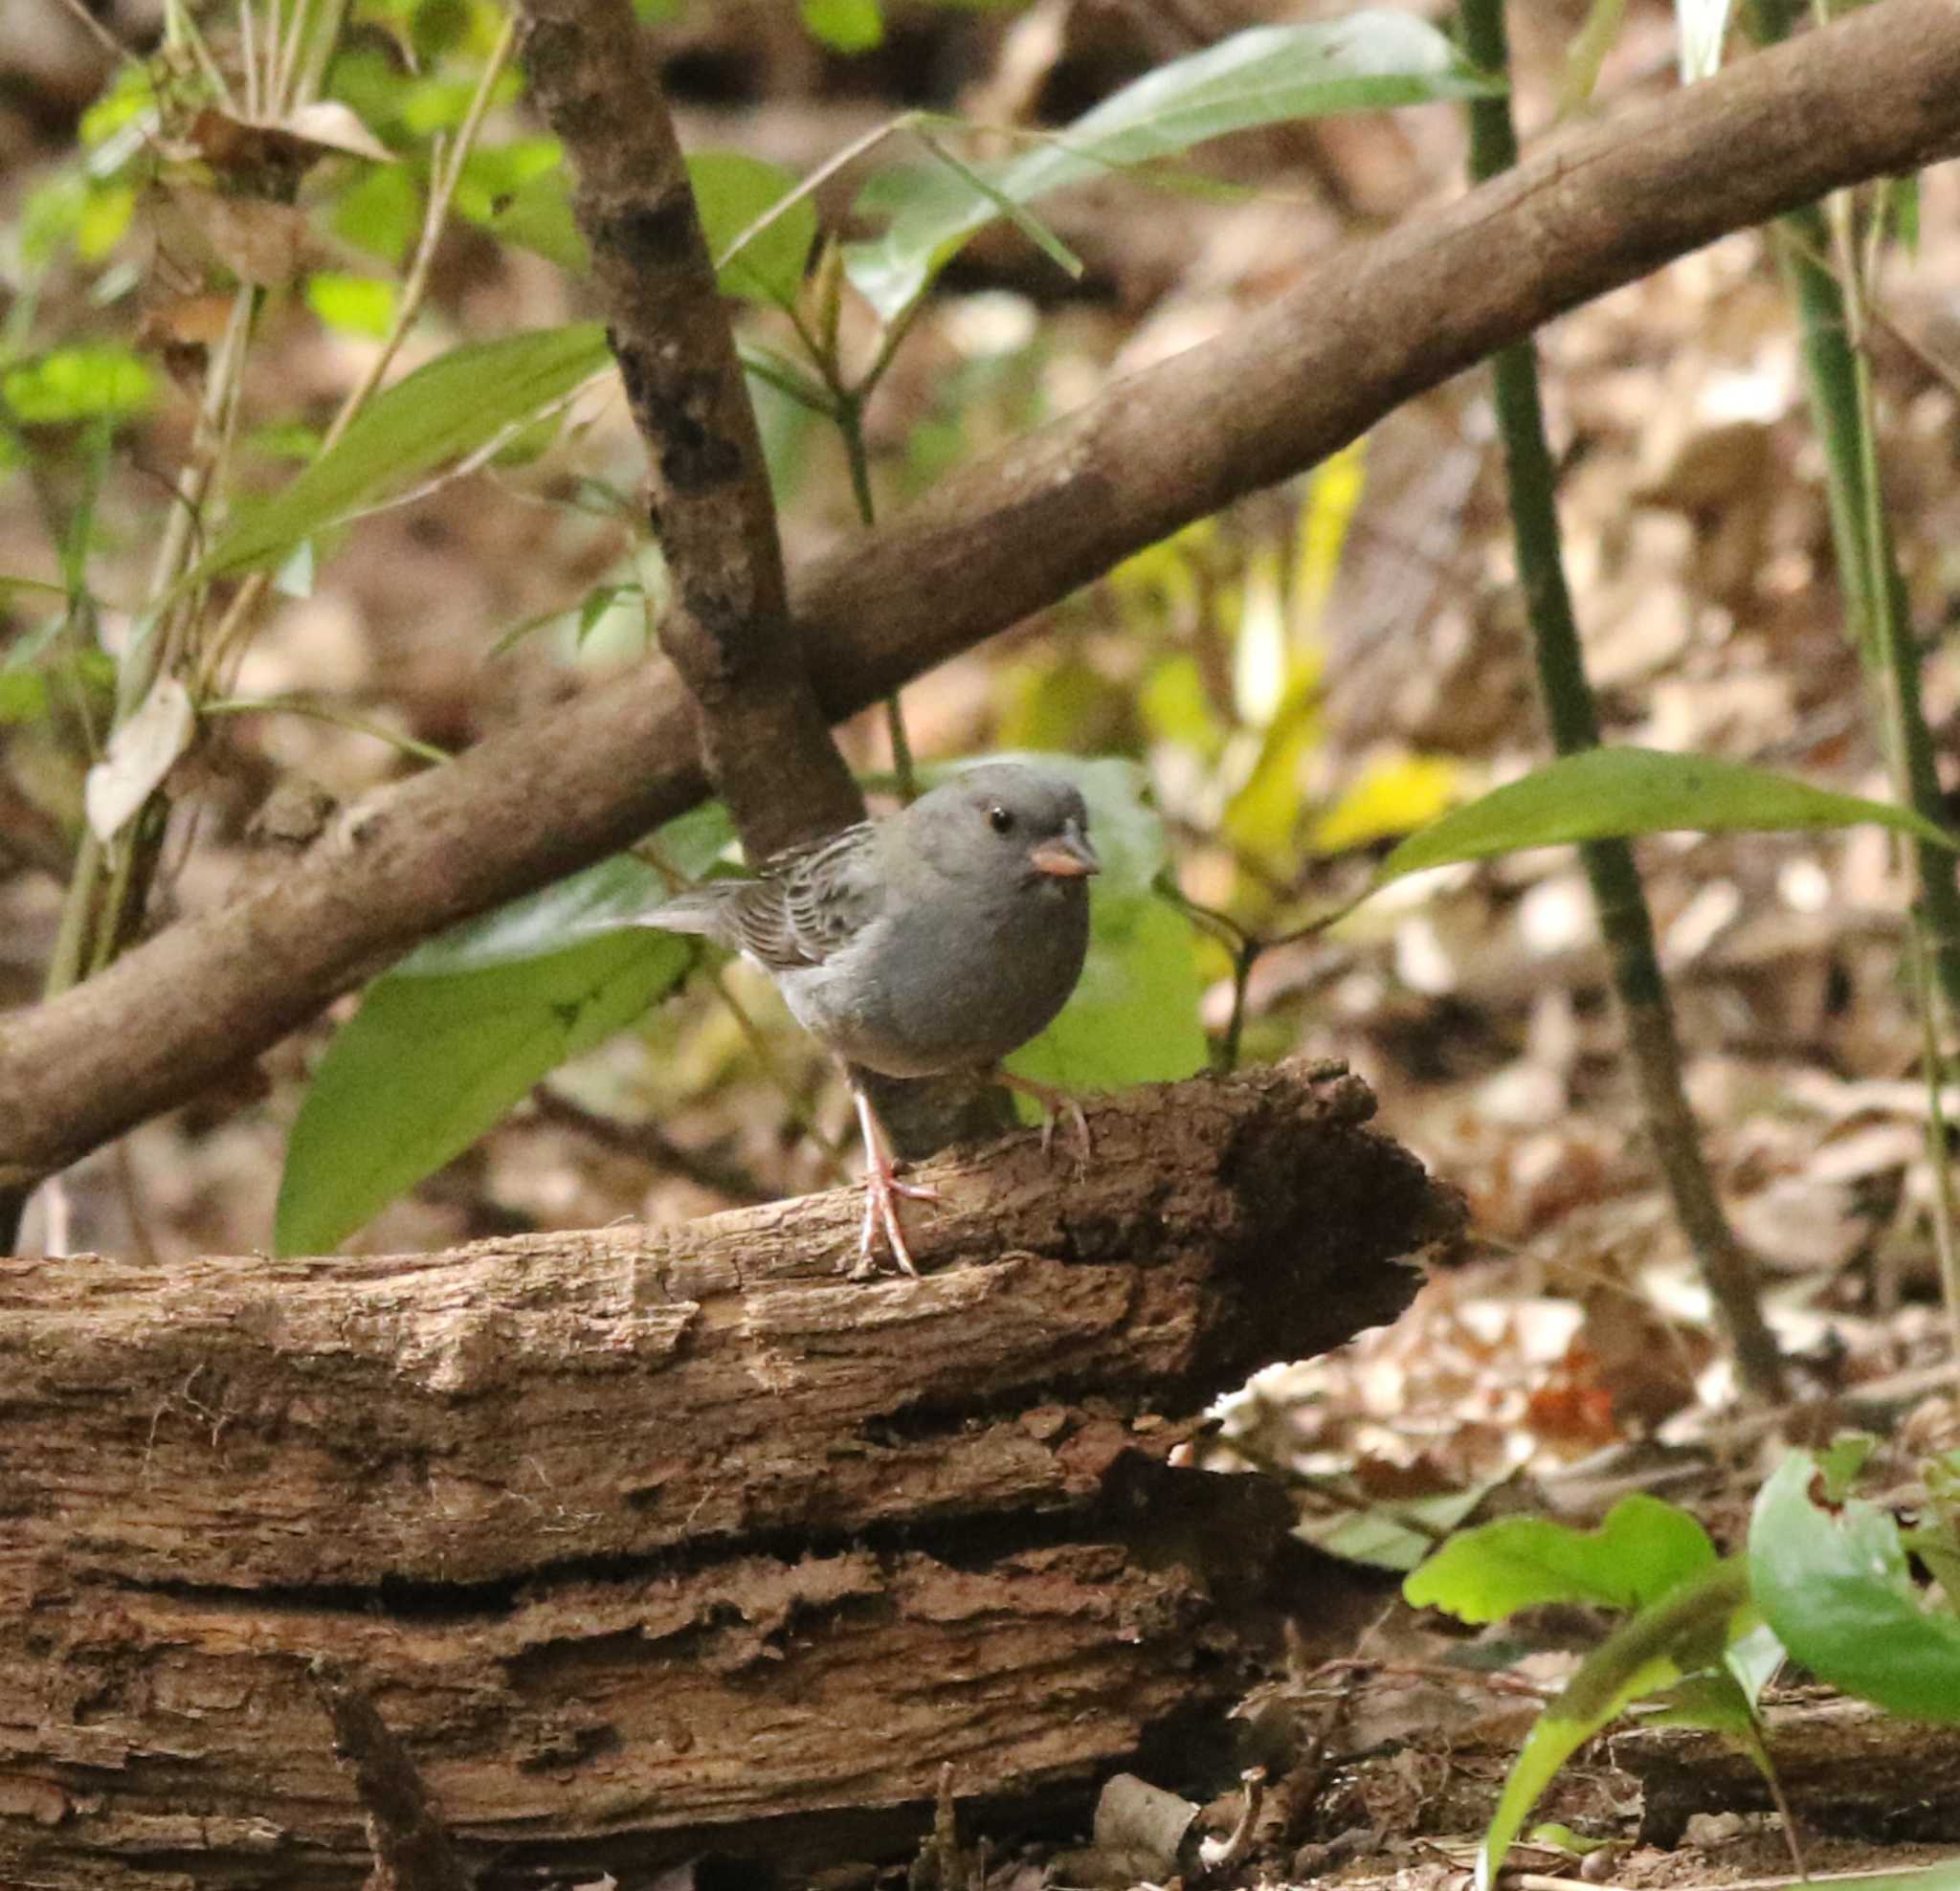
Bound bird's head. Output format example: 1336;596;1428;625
914;763;1100;897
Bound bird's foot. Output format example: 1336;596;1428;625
854;1156;942;1279
849;1081;942;1278
994;1069;1092;1169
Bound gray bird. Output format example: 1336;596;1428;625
645;763;1100;1274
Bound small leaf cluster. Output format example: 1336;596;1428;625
1405;1454;1960;1888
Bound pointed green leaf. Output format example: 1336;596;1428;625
275;805;736;1255
189;323;609;584
1475;1560;1752;1891
846;13;1501;321
689;151;818;309
1378;746;1954;884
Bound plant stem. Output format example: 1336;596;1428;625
835;389;917;801
1748;0;1960;1351
1459;0;1785;1400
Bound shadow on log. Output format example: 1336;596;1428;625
0;1057;1459;1887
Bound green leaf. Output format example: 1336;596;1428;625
1295;1480;1498;1573
801;0;883;51
3;345;156;424
477;164;590;273
1475;1560;1753;1891
331;150;423;267
688;151;818;308
954;753;1210;1097
0;666;50;723
188;323;609;584
1749;1452;1960;1725
274;930;691;1256
454;141;590;274
1405;1494;1717;1621
1377;746;1955;884
305;272;398;338
397;803;734;976
276;805;737;1255
845;12;1501;322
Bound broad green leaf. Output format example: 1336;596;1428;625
3;345;156;424
801;0;882;51
188;323;608;584
274;929;691;1256
845;13;1501;322
276;804;736;1254
1377;746;1955;884
479;165;590;273
1475;1559;1753;1891
1749;1452;1960;1725
332;153;422;265
455;141;590;273
305;272;397;338
1404;1494;1716;1621
398;801;734;975
689;151;818;308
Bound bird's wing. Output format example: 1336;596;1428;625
665;821;880;971
768;820;886;964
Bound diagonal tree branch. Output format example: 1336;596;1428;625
3;0;1959;1193
514;0;861;859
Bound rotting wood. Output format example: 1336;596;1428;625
0;1058;1457;1889
1614;1692;1960;1845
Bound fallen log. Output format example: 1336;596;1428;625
1614;1692;1960;1845
0;1058;1458;1888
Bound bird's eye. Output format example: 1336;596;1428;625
987;804;1014;834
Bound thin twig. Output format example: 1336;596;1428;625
201;695;452;768
199;11;521;693
51;0;132;61
531;1086;771;1205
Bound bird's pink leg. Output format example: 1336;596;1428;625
994;1068;1091;1166
850;1082;941;1277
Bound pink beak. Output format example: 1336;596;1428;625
1028;832;1100;879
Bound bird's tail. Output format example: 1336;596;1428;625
637;886;733;938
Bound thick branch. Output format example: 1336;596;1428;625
4;0;1959;1189
515;0;861;857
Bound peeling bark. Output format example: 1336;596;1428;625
0;1060;1457;1888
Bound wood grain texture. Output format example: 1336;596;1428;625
0;1060;1456;1887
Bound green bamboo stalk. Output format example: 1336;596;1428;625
1748;0;1960;1350
1748;0;1960;1010
1459;0;1786;1400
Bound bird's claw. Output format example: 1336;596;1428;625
997;1069;1092;1171
856;1157;940;1278
849;1081;940;1278
1038;1095;1091;1167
